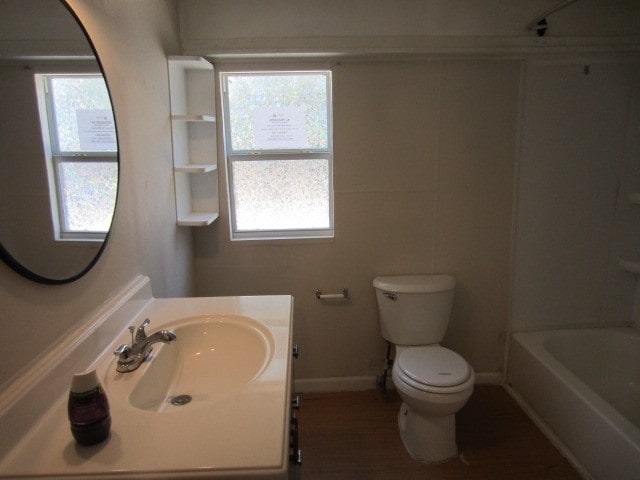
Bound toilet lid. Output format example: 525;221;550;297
396;346;471;388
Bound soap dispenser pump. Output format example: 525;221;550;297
68;369;111;445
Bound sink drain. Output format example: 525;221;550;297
170;394;192;406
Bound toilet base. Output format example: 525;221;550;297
397;402;458;463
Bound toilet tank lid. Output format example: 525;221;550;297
373;274;455;293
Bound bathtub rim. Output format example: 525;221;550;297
511;327;640;447
507;326;640;480
504;383;593;480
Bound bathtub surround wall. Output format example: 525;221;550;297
508;59;640;479
0;0;190;388
512;61;640;332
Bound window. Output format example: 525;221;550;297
221;71;333;240
35;74;117;241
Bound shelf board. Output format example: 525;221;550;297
620;259;640;274
171;114;215;122
177;212;219;227
174;164;217;173
167;56;213;70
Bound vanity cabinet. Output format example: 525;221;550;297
290;345;302;479
168;56;219;226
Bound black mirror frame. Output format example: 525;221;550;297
0;0;120;285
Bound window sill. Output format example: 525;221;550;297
230;235;334;246
55;237;105;246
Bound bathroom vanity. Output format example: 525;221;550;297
0;276;296;479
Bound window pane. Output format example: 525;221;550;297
49;76;116;152
227;73;328;151
58;162;117;233
232;159;330;231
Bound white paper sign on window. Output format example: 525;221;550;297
76;109;117;151
253;106;307;149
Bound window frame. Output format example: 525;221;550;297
35;73;117;242
220;69;334;241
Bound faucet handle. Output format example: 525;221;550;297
133;318;151;344
114;343;132;359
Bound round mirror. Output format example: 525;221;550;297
0;0;118;284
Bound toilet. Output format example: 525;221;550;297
373;274;474;463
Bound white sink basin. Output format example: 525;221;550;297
108;314;275;412
0;290;293;479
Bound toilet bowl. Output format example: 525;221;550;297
373;274;474;463
392;345;474;462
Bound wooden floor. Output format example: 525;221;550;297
297;386;583;480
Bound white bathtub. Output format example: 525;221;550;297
507;327;640;480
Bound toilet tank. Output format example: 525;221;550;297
373;274;455;346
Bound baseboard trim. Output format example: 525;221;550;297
294;376;377;393
475;371;504;385
294;371;503;393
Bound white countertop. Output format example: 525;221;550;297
0;293;294;479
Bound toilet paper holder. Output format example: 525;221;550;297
315;288;349;300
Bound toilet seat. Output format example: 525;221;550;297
395;346;472;394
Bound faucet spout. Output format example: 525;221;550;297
114;319;176;373
146;329;177;345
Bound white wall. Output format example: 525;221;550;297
0;0;92;57
179;0;640;56
512;61;640;331
194;59;519;381
0;0;191;388
183;0;640;384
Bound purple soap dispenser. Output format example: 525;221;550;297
68;369;111;445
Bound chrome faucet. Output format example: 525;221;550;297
114;318;176;373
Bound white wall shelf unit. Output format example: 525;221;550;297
168;55;218;226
